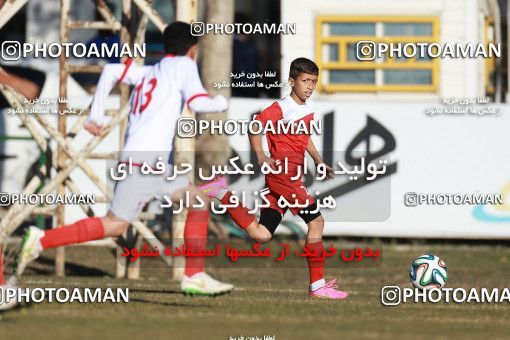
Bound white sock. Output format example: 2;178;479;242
190;271;205;279
310;278;326;291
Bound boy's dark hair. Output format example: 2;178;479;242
163;21;198;55
289;57;319;79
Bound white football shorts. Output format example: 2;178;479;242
109;168;190;222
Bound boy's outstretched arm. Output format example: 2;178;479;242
86;59;144;136
187;94;228;113
306;138;333;179
181;58;229;113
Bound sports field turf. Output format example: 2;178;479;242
1;240;509;340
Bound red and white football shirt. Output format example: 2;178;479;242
254;95;316;214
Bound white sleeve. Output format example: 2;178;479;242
180;58;208;104
88;59;144;125
188;94;229;113
179;58;228;113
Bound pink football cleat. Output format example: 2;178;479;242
198;176;228;199
309;279;349;299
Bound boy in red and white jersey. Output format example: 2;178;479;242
202;58;348;299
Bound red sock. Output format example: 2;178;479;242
40;217;105;249
0;246;4;284
220;192;255;229
184;210;209;277
305;241;325;285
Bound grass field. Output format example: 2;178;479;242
1;239;509;340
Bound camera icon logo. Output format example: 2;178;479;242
381;286;401;306
0;193;11;207
404;192;418;207
356;41;376;61
177;118;197;138
191;22;205;37
1;41;22;61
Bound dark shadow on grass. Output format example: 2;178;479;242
129;297;208;308
0;302;34;316
129;288;181;295
26;256;111;277
129;288;234;298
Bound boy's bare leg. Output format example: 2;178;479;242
244;220;273;243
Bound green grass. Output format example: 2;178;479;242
1;241;510;340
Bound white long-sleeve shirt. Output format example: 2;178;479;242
88;55;228;162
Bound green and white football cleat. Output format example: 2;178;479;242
181;272;234;296
15;226;44;276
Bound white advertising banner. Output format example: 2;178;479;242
227;98;510;239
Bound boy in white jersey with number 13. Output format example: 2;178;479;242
15;22;232;296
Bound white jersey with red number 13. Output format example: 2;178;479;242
89;54;208;160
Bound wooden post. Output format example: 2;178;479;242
55;0;71;277
197;0;233;163
0;246;4;284
126;0;150;280
172;0;199;281
0;0;29;29
115;0;133;280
